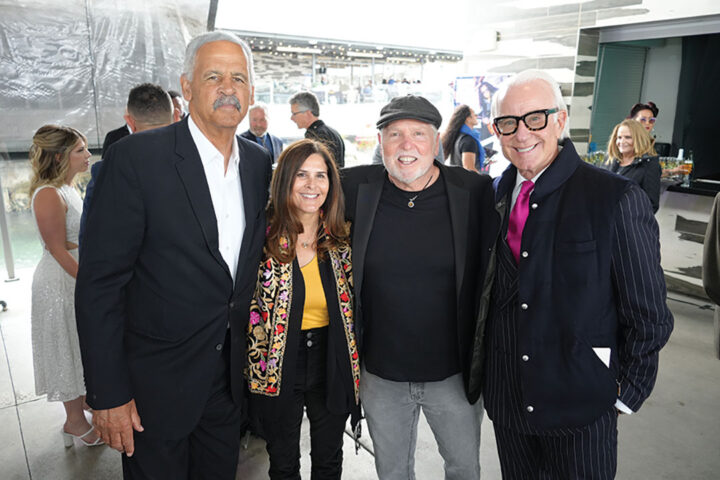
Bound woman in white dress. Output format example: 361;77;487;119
29;125;102;447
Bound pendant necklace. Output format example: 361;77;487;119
406;173;434;208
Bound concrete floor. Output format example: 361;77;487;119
1;267;719;479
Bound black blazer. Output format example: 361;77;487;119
76;118;272;439
341;162;497;399
251;255;359;422
606;154;662;213
101;124;130;157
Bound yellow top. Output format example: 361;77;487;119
300;255;330;330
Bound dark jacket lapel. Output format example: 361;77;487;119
441;164;470;302
351;168;385;301
173;119;232;280
234;136;263;283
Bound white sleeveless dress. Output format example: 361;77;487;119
30;184;86;402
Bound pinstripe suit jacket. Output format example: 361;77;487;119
481;140;673;431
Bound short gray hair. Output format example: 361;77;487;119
249;102;269;117
491;69;569;139
183;31;255;86
289;92;320;117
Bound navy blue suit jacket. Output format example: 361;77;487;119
76;118;272;438
240;130;283;164
481;140;673;430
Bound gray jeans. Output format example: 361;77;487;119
360;367;483;480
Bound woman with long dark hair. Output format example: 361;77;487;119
247;139;360;479
441;104;485;172
29;124;102;448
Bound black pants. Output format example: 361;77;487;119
122;331;243;480
262;327;349;480
493;409;618;480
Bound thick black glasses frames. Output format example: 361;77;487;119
493;108;559;136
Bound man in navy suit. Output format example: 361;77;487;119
79;83;174;248
472;69;674;478
76;31;271;479
240;102;283;164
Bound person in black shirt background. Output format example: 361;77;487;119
289;91;345;168
441;104;486;173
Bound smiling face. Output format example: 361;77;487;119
466;108;479;128
616;125;635;159
249;107;268;137
291;153;329;218
65;138;91;182
181;40;254;139
380;119;439;190
495;79;566;180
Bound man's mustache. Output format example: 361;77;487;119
213;95;242;111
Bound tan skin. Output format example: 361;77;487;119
181;40;255;172
292;154;330;267
33;139;98;442
493;80;567;180
94;40;256;457
633;108;655;132
249;107;268;137
379;119;440;192
616;125;636;167
123;111;174;135
290;103;319;130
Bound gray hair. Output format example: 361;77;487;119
289;92;320;117
491;69;569;139
183;31;255;86
379;124;438;139
249;102;269;117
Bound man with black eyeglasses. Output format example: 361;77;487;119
470;69;674;479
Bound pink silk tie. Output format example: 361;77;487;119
507;180;534;263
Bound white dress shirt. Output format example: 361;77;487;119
188;116;245;284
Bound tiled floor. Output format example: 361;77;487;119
2;267;719;479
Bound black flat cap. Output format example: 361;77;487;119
376;95;442;130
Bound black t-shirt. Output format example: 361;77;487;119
362;172;459;382
457;134;479;155
306;120;345;168
450;134;480;167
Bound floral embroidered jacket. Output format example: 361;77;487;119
246;242;360;406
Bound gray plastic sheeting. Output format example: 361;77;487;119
0;0;208;152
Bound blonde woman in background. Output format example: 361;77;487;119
605;119;662;213
29;125;102;447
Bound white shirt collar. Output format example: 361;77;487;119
187;115;239;172
510;163;549;212
514;167;547;190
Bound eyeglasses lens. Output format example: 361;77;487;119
495;110;550;135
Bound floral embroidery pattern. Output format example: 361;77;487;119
246;237;359;402
331;244;360;402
